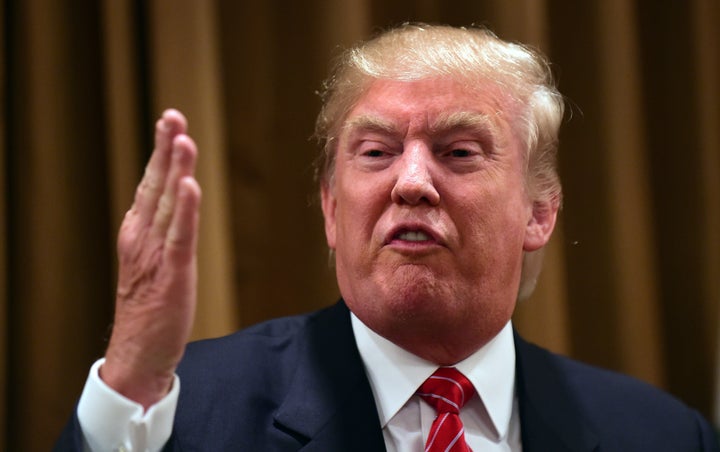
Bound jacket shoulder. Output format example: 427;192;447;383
516;335;719;451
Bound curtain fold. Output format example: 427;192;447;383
0;0;7;445
2;1;718;449
595;0;664;386
5;2;115;450
691;0;720;427
634;0;718;414
101;0;145;233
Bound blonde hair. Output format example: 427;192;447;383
315;23;565;298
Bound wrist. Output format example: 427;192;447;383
100;353;176;410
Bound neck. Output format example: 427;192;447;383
368;318;507;365
389;333;493;365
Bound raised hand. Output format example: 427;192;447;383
101;109;202;409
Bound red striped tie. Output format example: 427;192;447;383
417;367;475;452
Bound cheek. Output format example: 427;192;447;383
455;189;529;266
333;206;380;275
335;179;388;240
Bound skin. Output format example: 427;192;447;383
321;77;558;365
101;109;201;409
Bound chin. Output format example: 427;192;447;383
387;266;442;302
375;272;459;324
344;268;441;322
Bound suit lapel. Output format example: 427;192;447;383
274;306;601;451
514;332;599;452
273;301;387;451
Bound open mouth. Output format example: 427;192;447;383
386;224;443;246
394;230;432;242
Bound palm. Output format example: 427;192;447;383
102;109;201;409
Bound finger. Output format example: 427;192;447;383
165;176;202;267
151;134;198;238
132;109;188;224
156;109;187;159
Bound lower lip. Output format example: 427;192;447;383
386;239;443;253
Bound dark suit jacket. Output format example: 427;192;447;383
56;300;719;451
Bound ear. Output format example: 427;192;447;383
320;181;337;249
523;196;559;251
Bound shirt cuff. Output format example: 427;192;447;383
77;358;179;452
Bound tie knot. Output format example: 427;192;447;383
418;367;475;415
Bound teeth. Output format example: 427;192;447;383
397;231;430;241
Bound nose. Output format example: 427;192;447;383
390;144;440;206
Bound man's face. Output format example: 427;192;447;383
321;77;556;363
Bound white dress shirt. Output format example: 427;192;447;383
351;314;522;452
77;359;178;452
77;314;521;451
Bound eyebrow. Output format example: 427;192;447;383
342;115;398;137
343;111;498;137
429;111;498;136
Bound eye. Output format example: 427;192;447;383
439;141;485;172
364;149;386;157
449;148;472;158
441;140;484;159
353;142;396;170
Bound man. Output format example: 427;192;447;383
56;24;718;451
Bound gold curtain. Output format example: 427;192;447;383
2;0;718;449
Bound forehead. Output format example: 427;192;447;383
341;77;516;136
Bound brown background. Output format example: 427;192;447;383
2;0;719;450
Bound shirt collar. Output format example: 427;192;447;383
351;314;516;439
